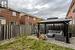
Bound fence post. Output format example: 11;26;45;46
4;25;6;40
9;24;11;39
7;24;8;39
0;25;1;40
20;25;22;36
24;25;26;34
10;25;12;38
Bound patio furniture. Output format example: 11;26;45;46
46;30;63;38
54;31;66;42
55;35;66;42
46;30;55;38
46;33;55;38
68;33;72;38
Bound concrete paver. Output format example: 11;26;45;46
47;37;75;49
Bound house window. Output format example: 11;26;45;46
1;19;6;24
12;12;16;16
33;18;36;21
28;16;29;19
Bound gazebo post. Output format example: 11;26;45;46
66;23;70;43
37;23;40;38
63;23;66;36
44;23;47;34
64;22;70;43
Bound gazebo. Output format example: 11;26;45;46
37;18;71;43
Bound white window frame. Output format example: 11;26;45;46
12;12;16;16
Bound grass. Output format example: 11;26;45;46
0;36;74;50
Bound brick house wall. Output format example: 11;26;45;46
20;14;42;25
0;0;43;25
0;7;43;35
0;7;20;24
66;0;75;24
66;0;75;36
0;7;42;25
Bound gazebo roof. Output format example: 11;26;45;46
38;18;71;24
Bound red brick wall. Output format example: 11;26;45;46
67;0;75;24
67;4;75;18
0;7;42;25
20;15;40;25
0;8;20;24
67;0;75;36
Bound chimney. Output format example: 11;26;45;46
0;0;8;8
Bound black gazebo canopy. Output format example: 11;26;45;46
37;18;71;43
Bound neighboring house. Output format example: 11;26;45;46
66;0;75;24
0;0;42;25
66;0;75;36
20;13;43;25
0;0;43;40
0;7;21;25
0;0;20;24
0;0;43;35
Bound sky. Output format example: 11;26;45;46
8;0;72;19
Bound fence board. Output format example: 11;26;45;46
0;24;37;41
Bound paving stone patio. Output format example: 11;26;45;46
47;37;75;49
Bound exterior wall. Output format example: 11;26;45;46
0;7;43;36
20;15;42;25
0;7;20;24
67;0;75;36
67;0;75;24
0;7;42;25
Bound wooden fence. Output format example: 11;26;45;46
0;24;37;41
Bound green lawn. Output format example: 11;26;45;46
0;36;74;50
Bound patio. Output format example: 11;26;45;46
37;18;71;43
28;35;75;49
46;37;75;49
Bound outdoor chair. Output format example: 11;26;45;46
46;30;57;38
55;31;66;42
